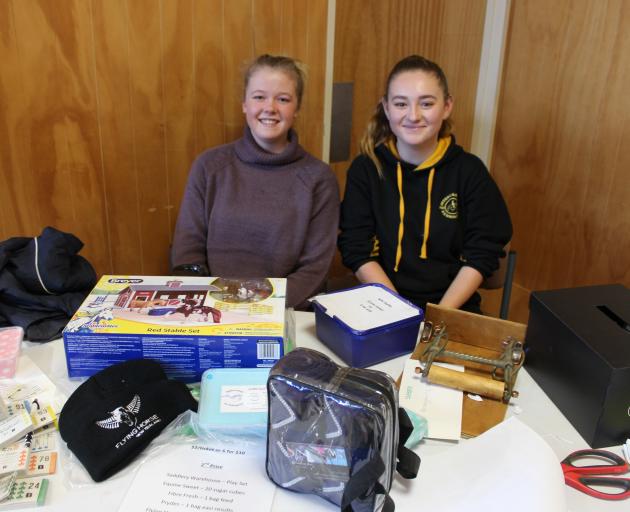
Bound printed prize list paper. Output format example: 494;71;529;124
118;442;275;512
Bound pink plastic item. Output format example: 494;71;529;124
0;326;23;379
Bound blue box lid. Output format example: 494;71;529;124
312;283;422;335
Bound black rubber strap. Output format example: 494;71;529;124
340;408;420;511
342;481;395;512
396;408;421;479
398;407;415;445
341;456;386;511
379;483;395;512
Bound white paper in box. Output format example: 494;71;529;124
312;284;420;331
63;276;287;382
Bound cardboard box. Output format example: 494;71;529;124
525;284;630;448
63;276;287;382
312;284;423;367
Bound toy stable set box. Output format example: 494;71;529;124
63;276;287;382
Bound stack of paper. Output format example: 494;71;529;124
399;357;464;441
313;285;419;332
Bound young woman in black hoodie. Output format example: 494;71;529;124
338;55;512;313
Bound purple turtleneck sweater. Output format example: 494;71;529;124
172;127;339;308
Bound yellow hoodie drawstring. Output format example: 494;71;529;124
388;137;451;272
394;162;405;271
420;168;435;259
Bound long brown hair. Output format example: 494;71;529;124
360;55;453;174
243;54;306;109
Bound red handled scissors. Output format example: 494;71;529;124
561;449;630;500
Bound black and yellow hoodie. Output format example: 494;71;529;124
338;136;512;311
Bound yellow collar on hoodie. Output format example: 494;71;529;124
386;136;452;269
386;136;452;170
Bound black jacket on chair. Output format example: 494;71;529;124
0;227;97;342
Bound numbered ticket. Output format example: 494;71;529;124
1;476;48;508
25;451;57;477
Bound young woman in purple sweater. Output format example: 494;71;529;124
172;55;339;309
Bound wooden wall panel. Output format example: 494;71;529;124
91;0;141;274
126;0;171;274
493;0;630;295
193;0;225;155
0;0;110;272
479;283;530;324
286;0;328;156
0;1;37;240
161;0;196;239
0;0;328;277
223;0;254;143
330;0;487;275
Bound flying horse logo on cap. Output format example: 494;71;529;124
94;394;162;449
96;395;141;429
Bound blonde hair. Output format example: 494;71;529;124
360;55;453;174
243;54;306;109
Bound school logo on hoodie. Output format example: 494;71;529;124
439;193;458;219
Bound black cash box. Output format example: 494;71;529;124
525;284;630;448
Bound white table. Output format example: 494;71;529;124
16;311;628;511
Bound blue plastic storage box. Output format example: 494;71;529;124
198;367;270;429
312;284;423;367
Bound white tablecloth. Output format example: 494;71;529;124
15;311;627;512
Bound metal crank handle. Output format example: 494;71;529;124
426;365;505;401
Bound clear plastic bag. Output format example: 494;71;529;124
266;348;420;512
59;409;264;489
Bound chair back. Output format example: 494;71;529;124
481;243;511;290
480;243;517;320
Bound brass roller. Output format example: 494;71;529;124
422;364;505;401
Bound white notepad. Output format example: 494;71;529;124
312;285;419;331
399;357;464;441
